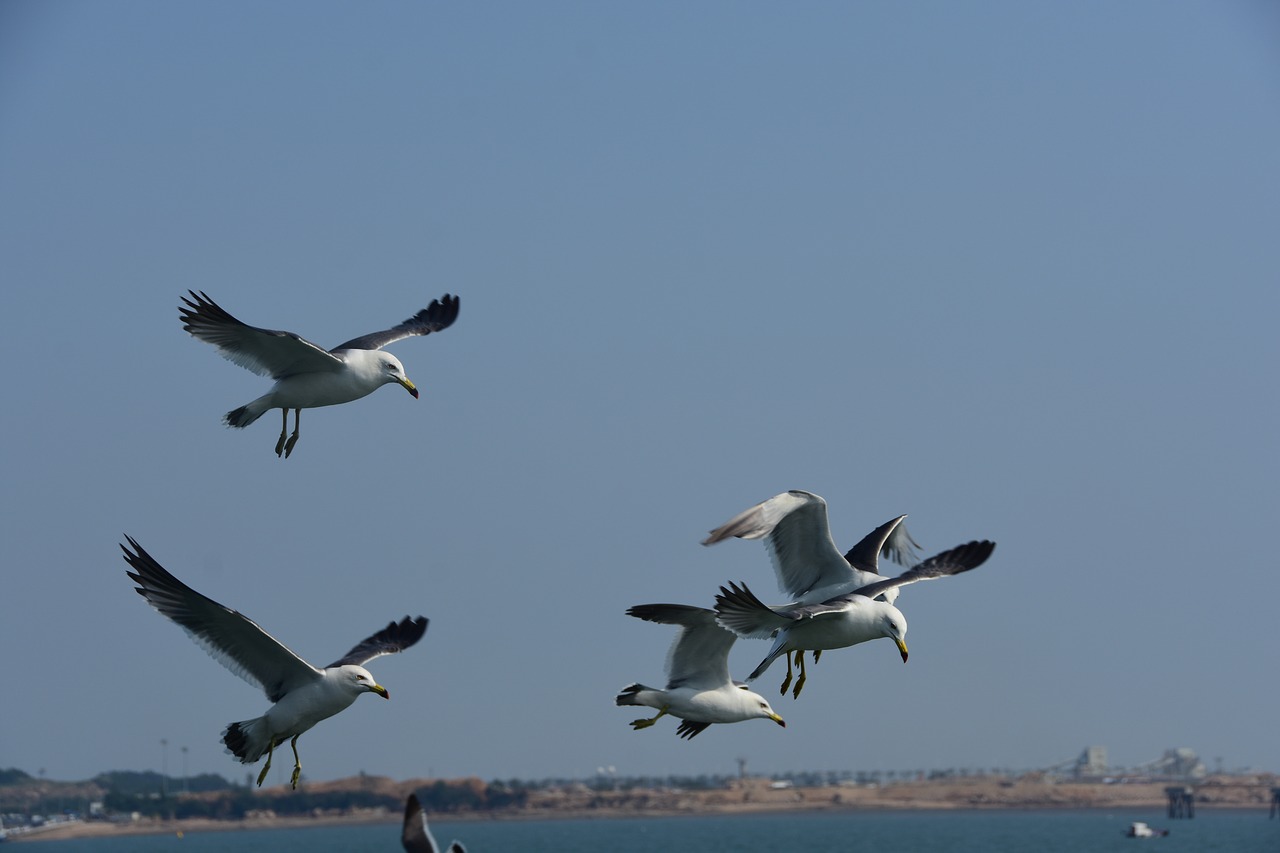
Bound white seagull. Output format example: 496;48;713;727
402;792;467;853
616;604;785;738
180;291;460;457
122;536;428;788
703;490;923;681
715;539;995;698
702;489;922;608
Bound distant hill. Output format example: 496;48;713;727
0;768;34;786
91;770;234;796
0;767;525;820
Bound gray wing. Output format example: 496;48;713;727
817;540;997;611
332;294;460;351
626;604;735;690
402;793;440;853
122;536;321;703
179;291;344;379
327;615;428;668
703;490;854;600
843;515;920;573
879;518;923;568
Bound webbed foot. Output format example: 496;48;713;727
629;706;669;730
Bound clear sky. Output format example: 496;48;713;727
2;2;1277;786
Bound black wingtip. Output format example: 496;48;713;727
391;615;430;648
675;720;712;739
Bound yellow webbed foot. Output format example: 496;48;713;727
629;706;668;730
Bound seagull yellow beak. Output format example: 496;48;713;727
371;683;389;699
397;377;419;399
896;639;909;663
769;713;786;727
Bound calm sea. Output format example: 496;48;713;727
18;810;1277;852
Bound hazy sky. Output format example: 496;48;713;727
2;2;1277;787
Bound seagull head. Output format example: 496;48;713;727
342;665;390;699
882;610;909;663
755;697;786;728
378;353;418;399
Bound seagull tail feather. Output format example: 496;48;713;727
224;398;270;429
615;683;652;706
222;717;272;764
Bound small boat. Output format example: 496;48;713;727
1125;821;1169;838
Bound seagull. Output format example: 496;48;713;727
702;490;922;608
703;490;922;677
402;792;466;853
179;291;460;457
121;536;428;788
715;539;995;699
616;604;785;738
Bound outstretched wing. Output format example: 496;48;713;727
626;604;735;691
179;291;343;379
401;793;440;853
333;294;460;351
328;615;429;668
122;536;321;703
843;514;920;573
832;540;996;606
703;490;853;600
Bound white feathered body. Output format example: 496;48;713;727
227;350;407;427
759;598;903;670
223;665;374;763
617;682;776;725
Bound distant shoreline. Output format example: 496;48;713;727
10;799;1272;843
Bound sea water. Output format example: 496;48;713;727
19;809;1277;852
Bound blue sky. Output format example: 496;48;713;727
2;2;1277;786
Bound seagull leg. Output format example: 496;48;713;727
274;410;289;457
283;409;301;458
813;650;822;664
630;705;669;730
256;738;278;787
779;654;794;696
792;654;808;699
289;734;302;789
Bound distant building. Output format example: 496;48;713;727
1139;748;1207;780
1076;746;1108;778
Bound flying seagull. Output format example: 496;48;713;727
180;291;460;457
702;490;922;607
616;604;785;738
122;536;428;788
703;490;923;678
715;539;995;698
402;792;467;853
